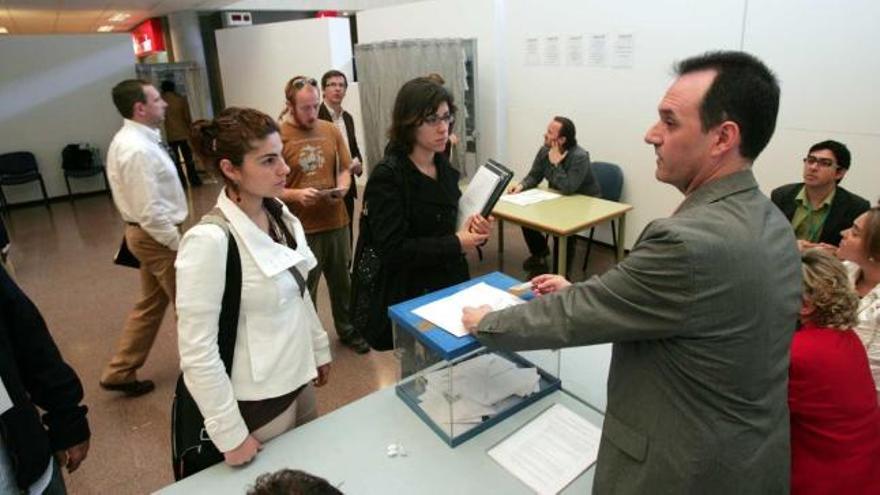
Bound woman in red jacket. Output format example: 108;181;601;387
790;249;880;494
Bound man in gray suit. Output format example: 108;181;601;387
463;51;801;493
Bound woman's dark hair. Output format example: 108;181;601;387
386;77;456;156
190;107;279;185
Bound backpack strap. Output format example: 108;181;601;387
198;208;241;377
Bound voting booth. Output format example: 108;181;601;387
388;272;562;447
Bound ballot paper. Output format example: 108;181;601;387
498;188;561;206
488;403;602;495
423;354;540;407
417;354;542;437
412;282;525;337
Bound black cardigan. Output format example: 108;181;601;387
0;265;90;489
770;183;870;246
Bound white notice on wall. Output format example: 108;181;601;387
543;36;561;66
488;403;601;494
587;34;607;67
525;37;540;66
612;32;635;68
566;35;585;66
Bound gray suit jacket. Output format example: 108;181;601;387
478;169;801;494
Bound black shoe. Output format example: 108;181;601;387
100;379;155;397
522;254;549;270
340;335;371;354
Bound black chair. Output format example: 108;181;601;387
580;162;624;271
0;152;50;211
62;144;110;199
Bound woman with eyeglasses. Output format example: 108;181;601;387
354;77;491;351
789;249;880;494
176;107;331;468
836;206;880;402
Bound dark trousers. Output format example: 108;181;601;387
344;184;356;250
169;140;201;187
521;226;576;272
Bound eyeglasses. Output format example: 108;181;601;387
803;155;836;168
422;113;455;127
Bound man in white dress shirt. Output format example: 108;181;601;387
100;79;188;396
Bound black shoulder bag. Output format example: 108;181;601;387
171;211;241;480
350;160;408;351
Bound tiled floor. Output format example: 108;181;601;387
3;181;617;494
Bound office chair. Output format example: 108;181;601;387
580;161;623;271
0;152;50;211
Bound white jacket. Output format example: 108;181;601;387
845;261;880;400
176;192;331;452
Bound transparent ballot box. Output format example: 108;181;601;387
388;272;561;447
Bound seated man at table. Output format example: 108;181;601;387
507;116;601;274
770;139;869;250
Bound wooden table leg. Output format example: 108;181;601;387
557;234;568;276
616;214;626;262
497;218;505;271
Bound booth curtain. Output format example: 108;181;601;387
355;39;469;173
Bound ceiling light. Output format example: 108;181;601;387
0;27;8;34
108;13;130;23
97;25;114;32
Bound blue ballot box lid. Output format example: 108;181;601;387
388;271;532;361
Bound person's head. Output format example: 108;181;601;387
425;73;445;85
800;249;859;330
321;70;348;108
838;206;880;268
644;51;780;193
387;77;456;156
112;79;167;127
803;140;850;188
190;107;288;202
247;468;342;495
160;80;176;93
544;116;577;152
283;75;321;129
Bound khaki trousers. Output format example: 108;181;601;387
101;225;176;384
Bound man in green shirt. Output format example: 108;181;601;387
771;140;870;249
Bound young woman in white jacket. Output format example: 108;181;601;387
176;107;331;466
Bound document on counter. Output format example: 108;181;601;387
498;189;561;206
412;282;525;337
488;403;601;495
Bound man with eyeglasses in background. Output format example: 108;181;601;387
279;75;370;354
771;140;870;250
317;70;362;250
506;116;601;275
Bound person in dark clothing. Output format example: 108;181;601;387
317;70;362;249
0;264;90;493
161;80;202;188
358;77;491;354
770;140;869;249
507;117;602;274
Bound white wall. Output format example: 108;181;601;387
216;17;353;118
744;1;880;204
0;34;135;204
358;0;880;248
